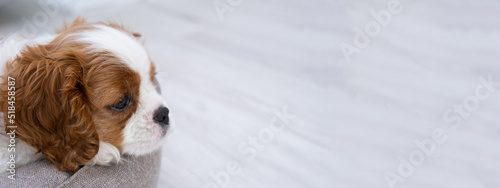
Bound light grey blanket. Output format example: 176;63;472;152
0;150;161;188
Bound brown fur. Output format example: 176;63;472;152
0;19;142;171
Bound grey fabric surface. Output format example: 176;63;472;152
0;150;161;188
0;158;73;188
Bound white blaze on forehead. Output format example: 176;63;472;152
76;25;150;76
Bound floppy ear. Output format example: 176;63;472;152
0;44;99;172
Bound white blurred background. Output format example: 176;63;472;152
1;0;500;188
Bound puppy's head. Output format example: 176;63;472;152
1;18;168;171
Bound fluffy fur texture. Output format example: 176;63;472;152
0;18;169;172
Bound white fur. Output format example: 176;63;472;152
0;115;43;174
85;142;120;166
0;24;167;173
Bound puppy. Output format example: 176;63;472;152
0;18;169;172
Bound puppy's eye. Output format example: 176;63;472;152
110;95;131;111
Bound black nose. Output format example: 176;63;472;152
153;106;169;127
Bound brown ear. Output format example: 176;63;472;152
1;44;99;171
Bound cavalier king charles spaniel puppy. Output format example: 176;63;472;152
0;17;169;172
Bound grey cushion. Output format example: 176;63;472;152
0;150;161;188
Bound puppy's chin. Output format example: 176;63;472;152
120;116;171;156
123;134;168;156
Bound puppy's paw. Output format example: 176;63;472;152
85;142;121;166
